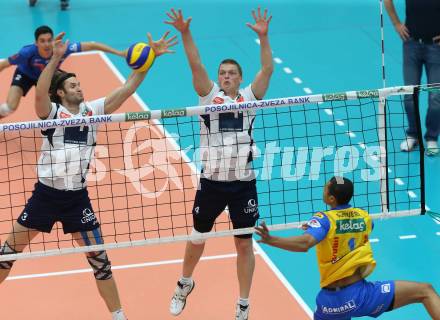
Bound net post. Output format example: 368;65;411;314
412;86;426;215
377;94;389;215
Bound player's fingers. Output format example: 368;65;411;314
170;8;178;18
263;8;268;19
267;15;272;24
257;6;262;18
161;30;171;40
251;10;257;22
166;12;175;21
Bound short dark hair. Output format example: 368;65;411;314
34;25;53;41
328;176;354;205
218;59;242;76
49;70;76;104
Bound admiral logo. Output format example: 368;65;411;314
356;90;379;99
322;300;356;314
126;111;151;121
323;93;347;101
194;206;200;214
336;218;366;234
161;109;186;118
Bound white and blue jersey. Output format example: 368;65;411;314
37;98;105;191
8;42;81;80
199;82;257;182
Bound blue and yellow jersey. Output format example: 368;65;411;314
305;204;376;288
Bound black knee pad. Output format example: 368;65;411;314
0;242;18;269
87;251;112;280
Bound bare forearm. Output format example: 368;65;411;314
181;30;203;70
125;71;147;94
259;35;273;75
384;0;402;26
81;42;124;56
37;57;59;96
266;236;310;252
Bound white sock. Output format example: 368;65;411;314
111;309;127;320
179;276;193;285
238;298;249;307
0;103;12;117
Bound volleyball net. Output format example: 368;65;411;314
0;85;429;261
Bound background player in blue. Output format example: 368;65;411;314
166;7;273;320
0;25;125;119
0;31;177;320
255;177;440;319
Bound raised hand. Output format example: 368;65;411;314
164;8;192;33
52;32;69;59
246;7;272;36
255;221;273;244
147;31;178;57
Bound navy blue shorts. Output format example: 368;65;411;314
192;178;259;238
17;182;100;234
11;68;37;96
314;279;395;320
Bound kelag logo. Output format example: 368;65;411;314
161;109;186;118
126;111;151;121
322;92;347;101
336;218;366;234
356;90;379;99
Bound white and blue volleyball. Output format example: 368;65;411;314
125;42;156;72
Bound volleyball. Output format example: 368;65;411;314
125;42;156;72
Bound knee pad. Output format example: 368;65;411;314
0;103;13;117
87;251;113;280
0;242;17;269
190;228;206;245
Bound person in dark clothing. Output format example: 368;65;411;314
385;0;440;156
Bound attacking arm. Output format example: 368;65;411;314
103;31;177;114
80;41;126;57
255;221;318;253
165;9;212;96
35;32;67;119
384;0;410;41
248;7;274;100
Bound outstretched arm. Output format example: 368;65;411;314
35;32;67;119
103;31;177;114
248;7;274;100
165;9;212;97
80;41;126;57
255;221;318;252
384;0;410;41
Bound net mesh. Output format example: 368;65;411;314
0;86;424;260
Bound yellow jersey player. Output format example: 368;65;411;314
255;176;440;320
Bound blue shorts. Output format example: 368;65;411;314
17;182;100;234
314;279;395;320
